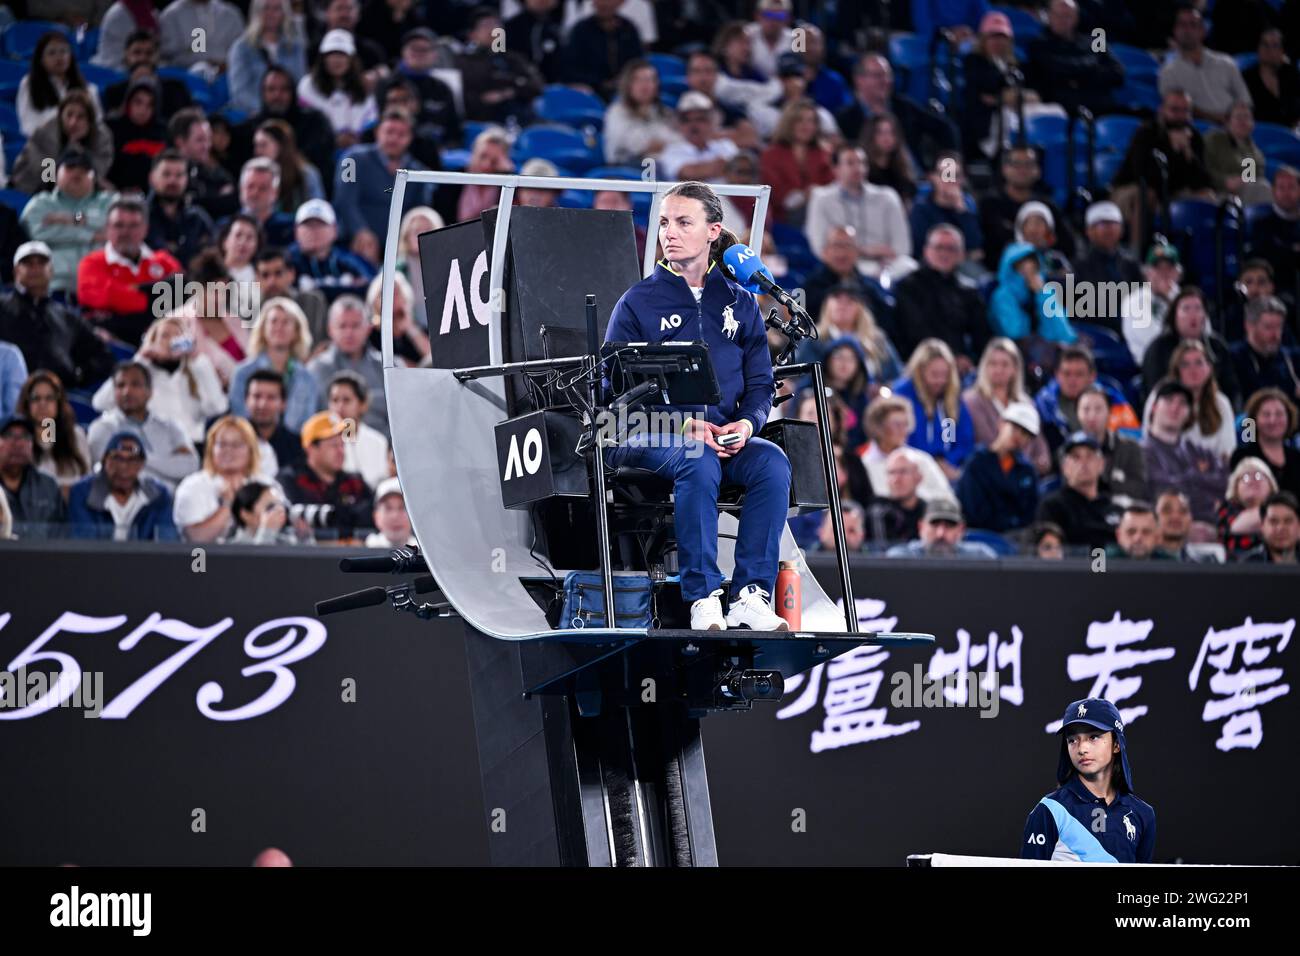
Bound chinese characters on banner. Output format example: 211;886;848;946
1189;617;1293;751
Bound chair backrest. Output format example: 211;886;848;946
2;20;72;59
962;528;1017;556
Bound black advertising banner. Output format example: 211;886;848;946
417;218;491;370
0;545;1294;866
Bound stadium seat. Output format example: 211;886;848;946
0;101;18;134
1119;81;1161;113
80;63;127;88
1074;322;1138;382
1109;43;1159;81
646;52;685;78
1024;113;1067;148
1091;115;1140;154
0;60;25;85
0;188;30;214
158;67;217;111
1252;122;1300;160
0;80;19;105
68;392;98;427
888;33;932;103
512;124;601;173
460;120;492;147
963;528;1017;556
440;147;469;171
3;134;23;169
1242;202;1272;242
208;74;229;111
1;20;71;59
992;6;1043;40
79;27;99;62
534;85;606;130
659;76;688;101
1235;53;1258;73
1167;199;1241;302
1092;151;1125;191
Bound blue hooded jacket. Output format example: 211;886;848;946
605;261;775;435
989;241;1077;344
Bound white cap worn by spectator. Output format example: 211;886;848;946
676;91;715;114
296;199;337;226
320;29;357;57
1085;201;1123;228
1014;201;1054;236
13;240;53;267
520;158;559;178
374;477;403;504
1001;401;1041;437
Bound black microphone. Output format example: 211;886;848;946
316;576;439;616
338;548;428;574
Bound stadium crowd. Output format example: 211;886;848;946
0;0;1298;564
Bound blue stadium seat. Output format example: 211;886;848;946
0;60;25;85
1;21;72;59
1109;43;1159;81
68;392;98;427
659;76;688;101
80;63;127;88
0;188;30;214
1192;118;1218;136
3;134;23;169
534;85;606;130
440;148;469;171
1074;322;1138;381
992;6;1043;40
888;33;931;103
582;167;651;217
1119;81;1161;113
512;124;601;173
646;52;685;78
0;101;18;134
1091;114;1140;154
158;67;217;111
460;120;492;147
1235;53;1258;73
963;528;1017;556
1093;151;1125;191
1167;199;1241;302
1243;202;1272;242
79;27;99;63
0;80;19;104
1252;122;1300;159
208;74;229;111
1024;113;1067;148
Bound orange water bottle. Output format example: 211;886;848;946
776;559;801;630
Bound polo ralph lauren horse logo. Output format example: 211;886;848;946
1077;703;1087;718
721;305;739;340
1123;812;1136;842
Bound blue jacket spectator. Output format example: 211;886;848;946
333;111;435;244
288;200;376;303
955;402;1041;532
989;242;1077;344
891;339;977;470
227;0;309;113
68;470;178;541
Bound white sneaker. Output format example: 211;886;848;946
725;584;789;631
690;588;726;631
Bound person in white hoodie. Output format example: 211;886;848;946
92;316;228;445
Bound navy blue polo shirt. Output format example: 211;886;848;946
1021;775;1156;863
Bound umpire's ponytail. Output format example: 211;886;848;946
664;180;739;268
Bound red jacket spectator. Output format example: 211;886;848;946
77;245;182;317
759;141;833;224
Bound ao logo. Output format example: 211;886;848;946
1026;833;1046;845
659;313;683;331
504;427;543;480
735;245;757;264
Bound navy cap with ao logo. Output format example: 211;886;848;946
1056;697;1134;792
